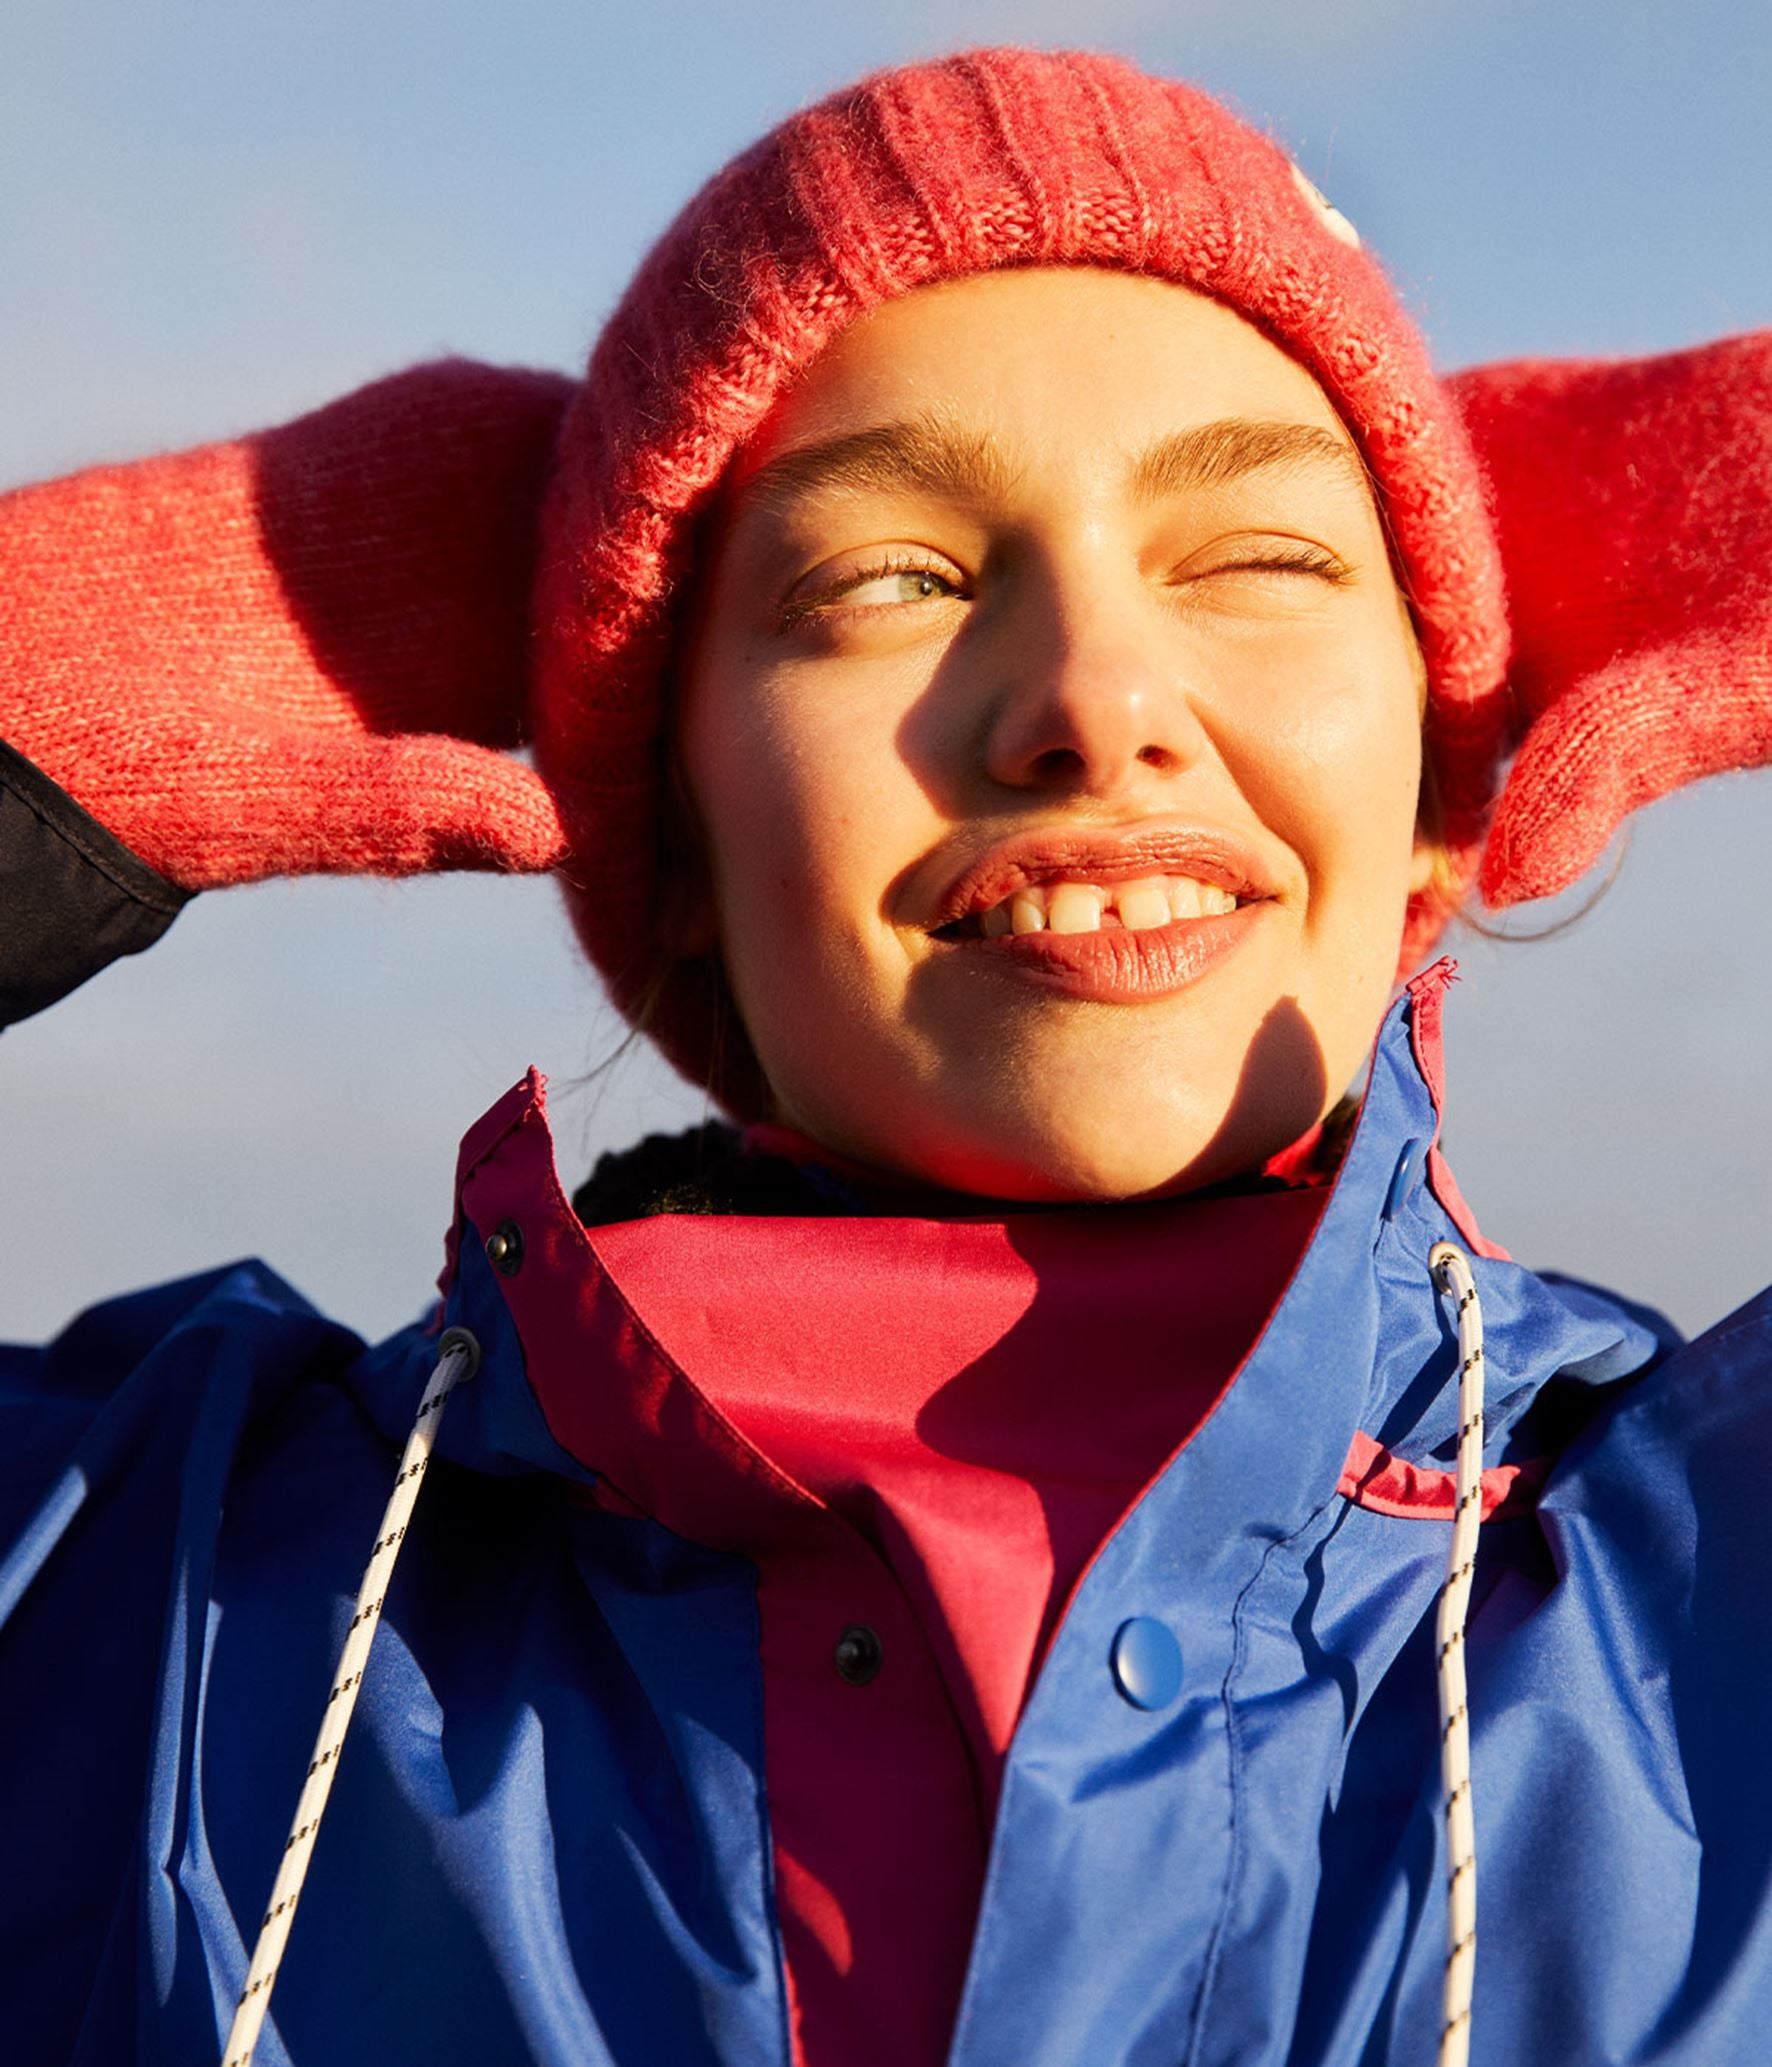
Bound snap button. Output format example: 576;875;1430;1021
484;1220;524;1276
1110;1616;1183;1711
1383;1137;1430;1222
833;1624;882;1686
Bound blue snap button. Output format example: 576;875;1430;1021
1110;1617;1183;1711
1383;1137;1430;1222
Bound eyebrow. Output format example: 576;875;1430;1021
1130;418;1372;502
733;412;1372;519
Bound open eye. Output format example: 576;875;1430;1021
781;550;969;628
844;566;962;608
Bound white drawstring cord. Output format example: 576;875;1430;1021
1429;1243;1485;2067
216;1263;1485;2062
222;1325;481;2067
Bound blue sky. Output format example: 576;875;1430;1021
3;0;1768;1338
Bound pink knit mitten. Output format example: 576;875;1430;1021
1452;331;1772;906
0;360;573;888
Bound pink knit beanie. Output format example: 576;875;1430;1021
3;47;1768;1110
531;48;1510;1100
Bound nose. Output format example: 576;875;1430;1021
979;580;1210;798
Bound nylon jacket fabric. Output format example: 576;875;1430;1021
5;965;1770;2066
0;739;190;1024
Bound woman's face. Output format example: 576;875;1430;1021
674;268;1433;1199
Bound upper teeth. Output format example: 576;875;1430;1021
977;875;1239;938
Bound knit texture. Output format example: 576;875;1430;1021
3;48;1768;1110
1451;332;1772;901
531;47;1511;1100
0;360;571;885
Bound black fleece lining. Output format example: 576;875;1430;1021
0;739;192;1029
570;1125;865;1225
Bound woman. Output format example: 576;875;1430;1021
2;47;1769;2067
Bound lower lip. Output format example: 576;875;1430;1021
936;901;1266;1003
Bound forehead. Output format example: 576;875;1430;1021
729;266;1360;501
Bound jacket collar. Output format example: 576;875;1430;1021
389;960;1670;1522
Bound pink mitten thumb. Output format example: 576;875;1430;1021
1449;331;1772;907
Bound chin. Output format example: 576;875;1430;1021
866;1085;1287;1206
774;996;1341;1204
958;1132;1253;1205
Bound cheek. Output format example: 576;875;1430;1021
1213;621;1424;886
679;662;919;980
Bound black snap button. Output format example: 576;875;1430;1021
833;1624;882;1686
485;1220;524;1276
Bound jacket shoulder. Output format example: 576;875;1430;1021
1546;1282;1772;1520
0;1262;369;1545
1519;1283;1772;1699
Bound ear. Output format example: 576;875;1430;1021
1448;330;1772;907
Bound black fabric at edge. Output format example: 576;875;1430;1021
0;739;192;1029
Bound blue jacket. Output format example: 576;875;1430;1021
4;963;1769;2066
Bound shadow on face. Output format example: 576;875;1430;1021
669;268;1430;1198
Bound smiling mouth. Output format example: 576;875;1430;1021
926;870;1268;1004
931;873;1246;941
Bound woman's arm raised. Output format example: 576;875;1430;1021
0;358;575;1025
